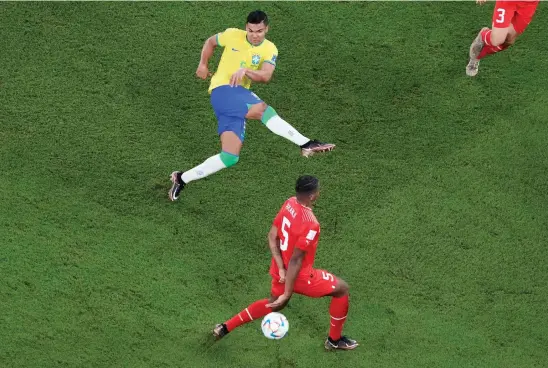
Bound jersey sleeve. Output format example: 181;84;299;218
263;43;278;67
216;28;240;48
295;221;320;252
272;204;285;228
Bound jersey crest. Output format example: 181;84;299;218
251;54;261;66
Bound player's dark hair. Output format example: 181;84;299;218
247;10;269;26
295;175;319;195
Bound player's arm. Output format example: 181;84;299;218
281;248;305;297
244;63;275;83
266;243;306;310
196;34;218;79
267;225;285;280
243;46;277;83
200;35;218;65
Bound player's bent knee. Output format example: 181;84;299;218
246;102;268;120
505;36;517;46
339;280;350;295
260;105;277;125
506;24;518;44
219;151;239;167
331;278;349;297
490;28;509;46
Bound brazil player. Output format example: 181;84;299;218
466;0;539;77
169;11;335;201
213;176;358;351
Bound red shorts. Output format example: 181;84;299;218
271;269;338;298
492;0;539;34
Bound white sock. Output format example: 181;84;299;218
265;115;310;146
181;154;227;183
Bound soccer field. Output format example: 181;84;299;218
1;2;548;367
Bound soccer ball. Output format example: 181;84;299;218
261;312;289;340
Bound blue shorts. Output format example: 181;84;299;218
210;85;263;142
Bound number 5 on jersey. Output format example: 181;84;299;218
280;216;317;251
280;217;291;251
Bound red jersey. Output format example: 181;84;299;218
269;197;321;280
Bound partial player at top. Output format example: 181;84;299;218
466;0;539;77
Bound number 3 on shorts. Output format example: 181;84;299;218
495;8;505;24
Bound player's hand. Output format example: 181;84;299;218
476;0;487;5
229;68;247;87
266;294;290;309
196;63;211;80
278;269;286;284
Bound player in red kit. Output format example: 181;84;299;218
212;175;358;351
466;0;540;76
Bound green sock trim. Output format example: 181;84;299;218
219;151;239;167
261;106;278;125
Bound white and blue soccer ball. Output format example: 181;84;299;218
261;312;289;340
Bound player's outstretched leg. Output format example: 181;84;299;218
246;103;336;157
169;132;241;201
168;151;238;201
213;298;273;340
323;277;359;351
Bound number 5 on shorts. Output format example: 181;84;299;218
495;8;505;24
322;271;334;282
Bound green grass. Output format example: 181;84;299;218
1;2;548;367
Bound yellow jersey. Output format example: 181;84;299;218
208;28;278;93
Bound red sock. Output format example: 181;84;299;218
478;43;509;59
481;29;493;46
328;294;349;341
478;29;509;60
225;299;272;332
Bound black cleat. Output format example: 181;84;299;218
300;140;336;157
213;324;229;340
169;171;186;201
324;336;359;351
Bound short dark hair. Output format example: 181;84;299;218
247;10;269;26
295;175;319;195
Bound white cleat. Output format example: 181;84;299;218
466;59;481;77
466;27;489;77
